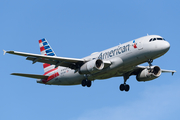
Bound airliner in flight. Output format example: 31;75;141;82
3;35;176;92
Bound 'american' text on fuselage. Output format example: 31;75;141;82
98;44;130;60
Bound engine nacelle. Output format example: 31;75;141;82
79;59;104;74
136;66;161;82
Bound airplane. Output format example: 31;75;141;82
3;35;176;92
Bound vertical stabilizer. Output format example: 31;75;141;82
38;38;56;74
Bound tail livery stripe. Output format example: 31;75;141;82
39;38;57;74
40;46;45;52
43;42;48;46
47;72;59;81
44;68;58;75
43;63;51;68
46;49;53;53
41;38;46;42
44;46;50;49
47;53;55;56
39;40;42;43
42;72;59;83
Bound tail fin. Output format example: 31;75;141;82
39;38;56;74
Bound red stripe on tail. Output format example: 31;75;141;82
42;72;59;83
40;46;45;52
39;40;42;43
47;72;59;81
43;63;51;68
44;68;58;75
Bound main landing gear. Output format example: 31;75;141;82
120;84;130;92
81;75;92;87
81;79;92;87
119;59;154;92
119;75;130;92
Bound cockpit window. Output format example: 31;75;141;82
157;38;163;40
149;37;165;42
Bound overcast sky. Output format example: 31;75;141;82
1;0;180;120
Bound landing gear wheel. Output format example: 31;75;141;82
81;80;87;87
124;84;130;92
120;84;125;91
86;80;91;87
119;84;130;92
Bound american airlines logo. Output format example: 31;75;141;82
133;40;137;49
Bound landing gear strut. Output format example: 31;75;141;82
148;59;153;67
119;75;130;92
148;59;153;71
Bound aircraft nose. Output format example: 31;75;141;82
162;41;170;52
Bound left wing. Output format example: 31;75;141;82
4;50;85;69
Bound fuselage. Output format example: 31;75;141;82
37;35;170;85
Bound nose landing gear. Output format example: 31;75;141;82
148;59;153;67
148;59;153;72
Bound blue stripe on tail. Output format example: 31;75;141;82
40;38;56;56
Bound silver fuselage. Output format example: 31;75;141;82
38;35;170;85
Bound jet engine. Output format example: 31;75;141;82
136;66;161;81
79;59;104;74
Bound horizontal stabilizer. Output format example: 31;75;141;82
11;73;49;79
3;50;6;55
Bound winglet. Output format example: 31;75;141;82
172;72;175;76
3;50;6;55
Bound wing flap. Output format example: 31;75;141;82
11;73;49;79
